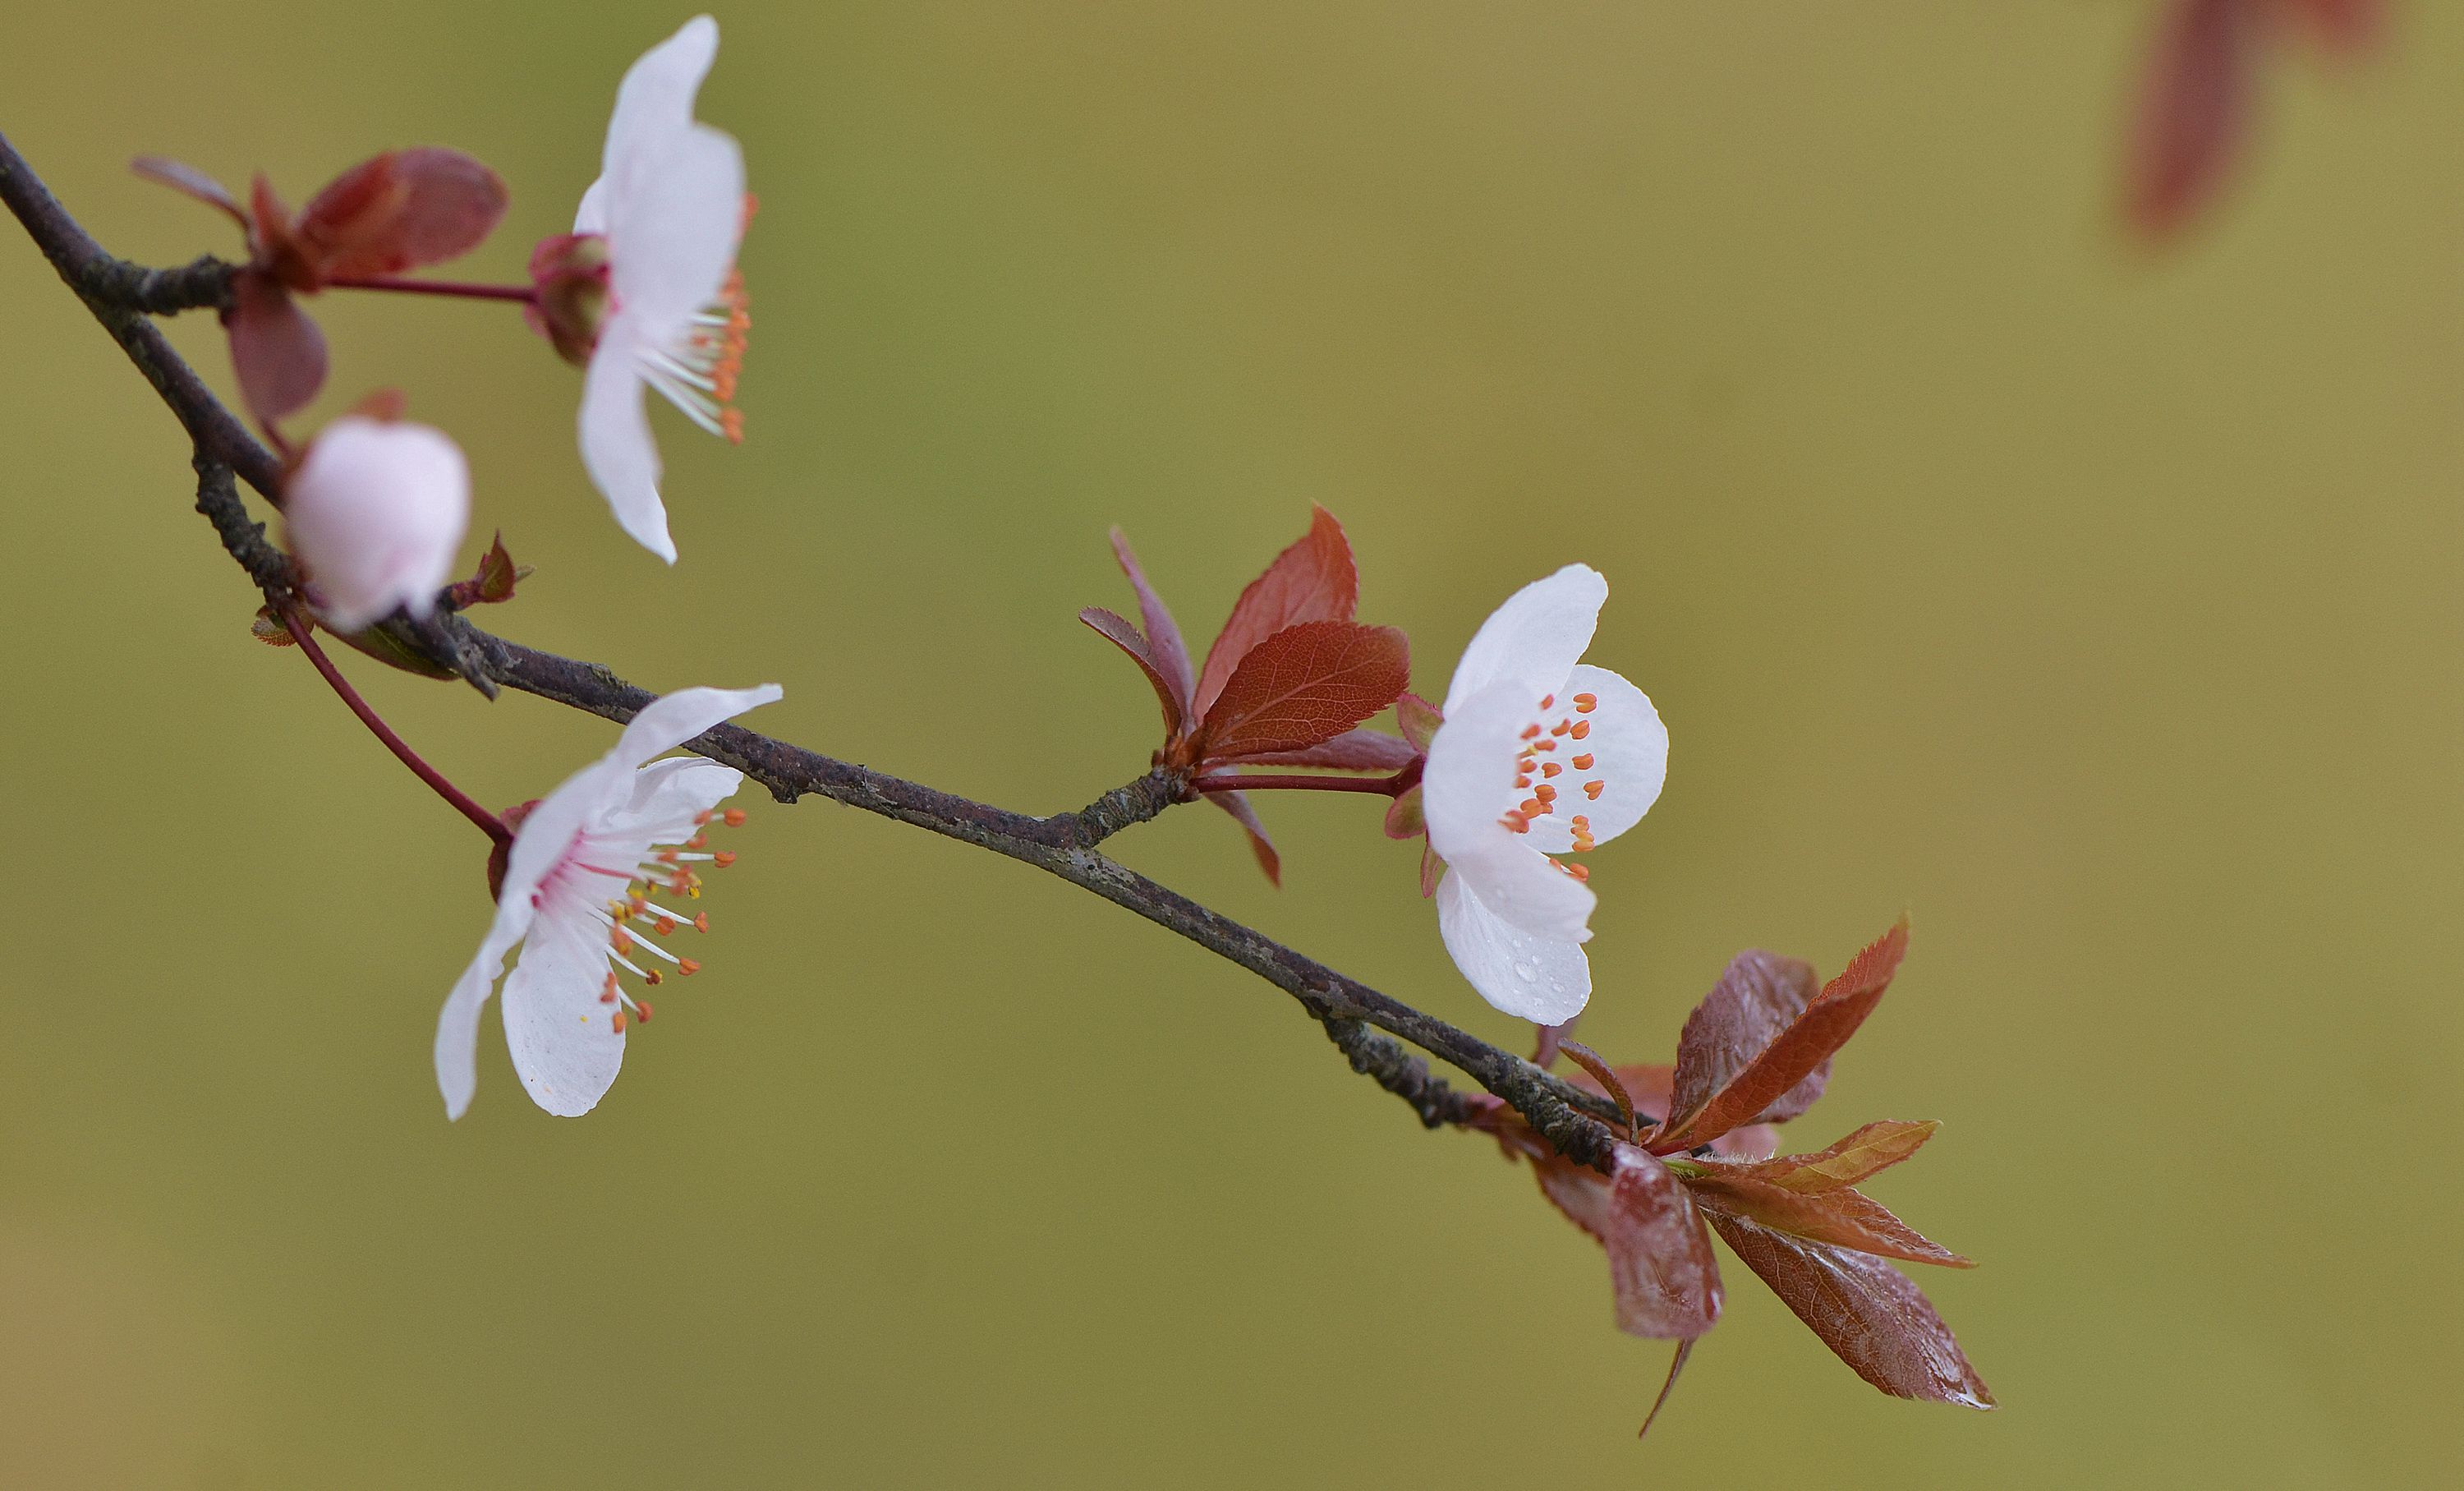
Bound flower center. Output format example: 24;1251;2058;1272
534;807;747;1033
639;267;752;445
1495;690;1604;879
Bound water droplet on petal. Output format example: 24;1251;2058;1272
1512;961;1537;982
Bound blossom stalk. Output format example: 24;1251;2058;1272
280;605;511;846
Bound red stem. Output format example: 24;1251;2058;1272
1191;771;1408;797
280;608;513;846
324;273;536;304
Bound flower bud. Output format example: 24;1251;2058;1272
284;414;471;633
526;232;613;366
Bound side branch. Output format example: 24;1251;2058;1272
0;129;1621;1167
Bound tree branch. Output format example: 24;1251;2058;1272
0;128;1622;1167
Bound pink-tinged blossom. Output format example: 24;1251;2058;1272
283;414;471;633
434;683;780;1119
531;15;751;562
1421;565;1666;1023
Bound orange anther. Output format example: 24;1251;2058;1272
1570;720;1590;739
695;811;715;826
1541;762;1562;778
713;851;737;868
1532;738;1556;752
1570;753;1593;771
654;917;678;936
645;969;664;987
1584;780;1605;799
678;959;702;976
611;1010;627;1033
600;973;619;1004
1565;863;1590;882
721;408;745;444
723;808;747;827
611;929;635;955
1519;724;1542;740
1519;798;1543;817
1539;694;1556;711
1551;720;1570;736
635;1000;655;1024
687;834;709;850
692;913;710;933
1533;784;1557;803
656;849;680;863
1574;693;1597;712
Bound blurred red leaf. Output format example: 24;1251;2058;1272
225;269;328;426
2285;0;2383;52
1108;528;1194;722
448;532;529;608
1704;1213;1993;1407
1556;1040;1638;1138
1655;920;1908;1152
1681;1171;1970;1268
1190;506;1358;719
1721;1121;1939;1194
1534;1146;1723;1339
1080;606;1184;739
1214;728;1417;771
296;148;508;279
130;154;249;233
2126;0;2259;238
1207;789;1280;886
1197;620;1408;761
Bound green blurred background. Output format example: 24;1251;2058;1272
4;2;2457;1485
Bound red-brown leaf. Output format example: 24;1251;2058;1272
1081;606;1184;739
1207;789;1280;886
224;270;328;426
131;155;250;234
1108;528;1194;723
297;148;509;279
1197;620;1408;761
1655;920;1908;1152
1680;1171;1971;1268
1705;1213;1993;1407
1721;1121;1939;1194
2286;0;2383;53
2126;0;2259;239
1212;728;1417;771
1533;1146;1722;1340
1191;505;1358;719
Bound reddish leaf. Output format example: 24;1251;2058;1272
1381;785;1423;840
1191;505;1358;719
1722;1121;1939;1194
1658;950;1819;1134
249;176;314;290
225;269;328;426
1681;1171;1971;1268
1638;1339;1696;1440
1214;728;1417;771
1655;920;1909;1152
1556;1040;1637;1137
1208;789;1280;886
1081;606;1184;739
296;148;509;279
2126;0;2259;239
1395;690;1441;753
1197;620;1409;761
1533;1145;1722;1339
1705;1213;1993;1407
1108;527;1194;722
130;155;249;233
2285;0;2383;53
448;532;529;608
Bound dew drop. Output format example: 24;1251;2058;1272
1511;961;1538;982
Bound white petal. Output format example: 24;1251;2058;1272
1437;867;1591;1023
573;176;610;235
1422;679;1529;866
1441;564;1607;716
578;331;673;561
597;755;746;839
1556;663;1666;848
434;895;535;1120
609;684;783;771
284;417;470;633
499;911;626;1117
607;124;744;343
1453;838;1597;942
601;16;719;181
